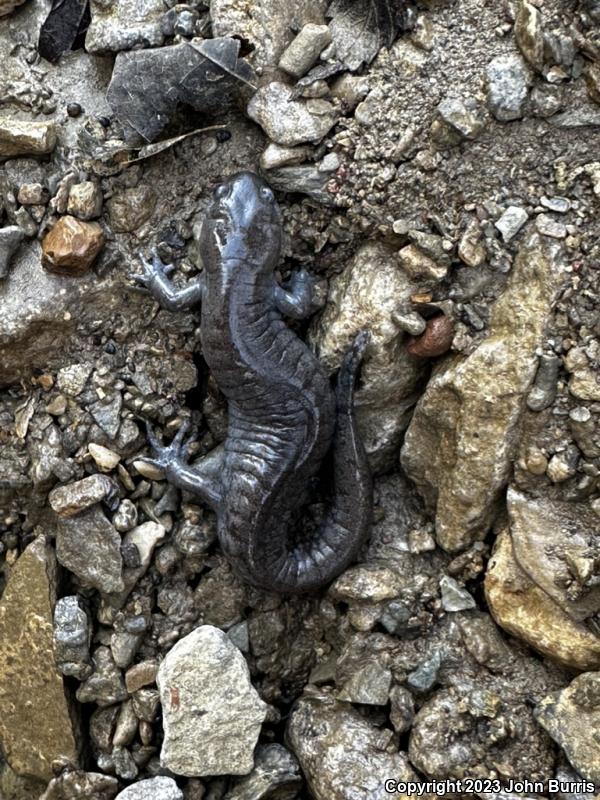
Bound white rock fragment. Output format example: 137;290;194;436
157;625;267;777
486;54;531;122
495;206;529;242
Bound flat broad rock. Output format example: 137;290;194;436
0;536;79;782
535;672;600;784
287;689;425;800
157;625;267;777
401;234;567;552
485;527;600;671
507;487;600;621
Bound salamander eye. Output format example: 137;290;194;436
214;183;229;199
259;186;274;202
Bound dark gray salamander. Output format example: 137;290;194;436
135;171;372;593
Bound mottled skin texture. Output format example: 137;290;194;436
135;172;372;593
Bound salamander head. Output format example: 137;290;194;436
199;172;282;271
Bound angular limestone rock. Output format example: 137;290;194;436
485;527;600;671
535;672;600;784
401;234;566;551
0;119;57;157
157;625;267;777
507;487;600;622
0;536;79;782
309;241;424;471
247;82;339;147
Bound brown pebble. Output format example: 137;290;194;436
406;315;454;357
125;660;158;694
42;215;104;275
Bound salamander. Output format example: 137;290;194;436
135;171;372;593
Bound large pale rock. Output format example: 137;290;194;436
0;240;147;387
0;536;79;782
309;241;424;471
211;0;327;69
507;488;600;622
401;234;566;551
157;625;267;777
247;82;339;146
287;689;422;800
0;118;56;157
485;527;600;671
535;672;600;784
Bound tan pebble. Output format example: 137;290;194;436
88;443;120;470
36;373;55;391
125;660;158;693
133;459;165;481
45;395;68;416
42;215;104;275
525;447;548;475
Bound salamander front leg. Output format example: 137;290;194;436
132;248;204;312
274;268;322;320
138;422;223;510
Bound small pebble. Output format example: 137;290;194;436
406;315;454;358
89;443;121;471
535;213;567;239
495;205;529;242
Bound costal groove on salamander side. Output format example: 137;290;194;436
137;171;372;594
